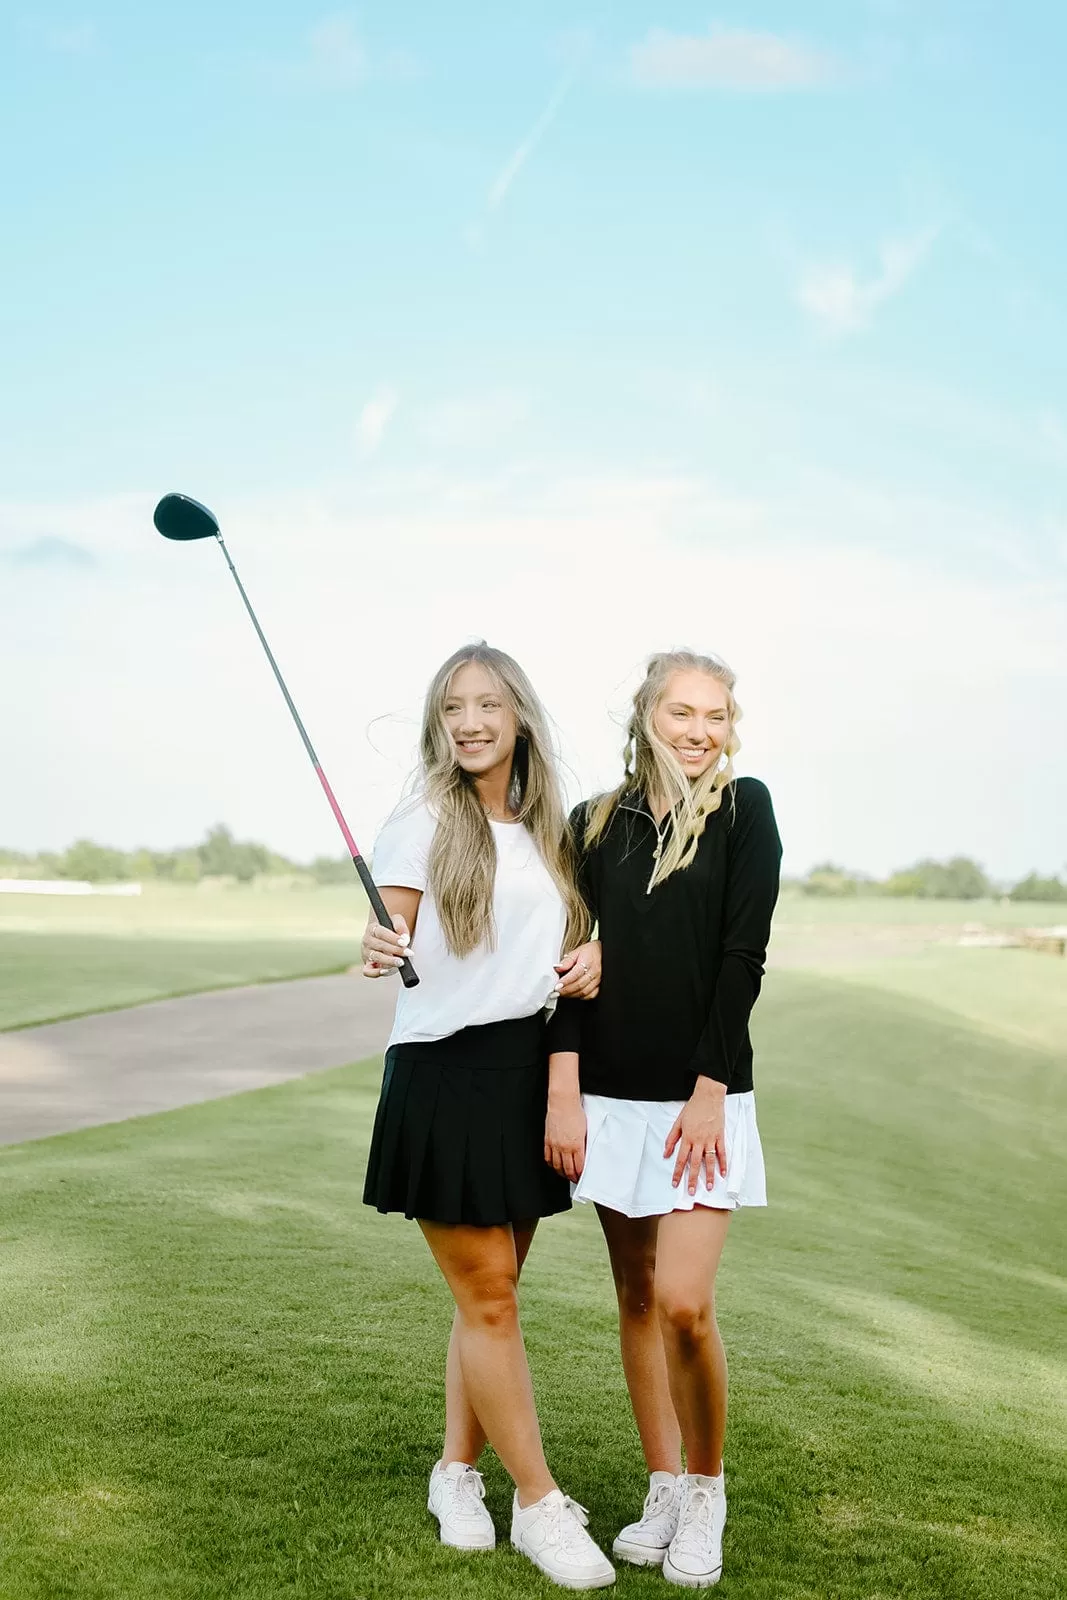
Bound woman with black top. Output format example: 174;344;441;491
360;642;615;1591
546;649;782;1589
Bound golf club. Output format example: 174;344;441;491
153;491;418;988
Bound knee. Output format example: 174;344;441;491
657;1287;713;1352
612;1256;658;1322
457;1269;519;1334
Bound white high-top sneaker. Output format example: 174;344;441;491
663;1472;726;1588
511;1488;616;1589
612;1472;685;1566
427;1460;496;1550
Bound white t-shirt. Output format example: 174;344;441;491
372;797;567;1048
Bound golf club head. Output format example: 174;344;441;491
153;493;220;542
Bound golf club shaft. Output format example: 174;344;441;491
214;533;418;988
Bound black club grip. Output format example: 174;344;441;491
353;856;420;988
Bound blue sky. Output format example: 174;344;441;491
2;3;1065;879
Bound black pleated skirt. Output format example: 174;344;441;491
362;1011;571;1226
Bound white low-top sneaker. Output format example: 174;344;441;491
511;1488;616;1589
663;1473;726;1588
613;1471;685;1566
427;1459;496;1550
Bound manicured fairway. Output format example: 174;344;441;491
0;932;360;1031
2;882;1053;1033
2;950;1064;1599
0;885;365;1030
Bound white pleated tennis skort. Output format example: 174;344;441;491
571;1091;767;1218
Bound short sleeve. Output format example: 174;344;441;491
371;800;437;892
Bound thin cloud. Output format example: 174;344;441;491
255;13;371;91
3;476;1064;880
488;65;576;210
0;493;145;562
42;23;97;55
1038;412;1067;464
418;391;530;451
630;26;833;90
796;227;940;335
301;14;366;87
355;387;398;455
6;537;98;569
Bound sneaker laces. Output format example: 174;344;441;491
671;1485;716;1556
453;1468;487;1517
638;1480;676;1527
544;1496;596;1557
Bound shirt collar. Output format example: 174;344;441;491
618;788;656;821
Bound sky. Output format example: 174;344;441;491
2;1;1065;881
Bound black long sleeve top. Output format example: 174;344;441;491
549;777;782;1100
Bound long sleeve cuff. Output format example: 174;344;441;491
546;995;583;1056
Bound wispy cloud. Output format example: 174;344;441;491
252;13;385;92
796;227;940;335
5;537;98;569
1037;412;1067;464
260;14;420;92
0;493;146;564
355;387;398;455
42;22;97;56
299;13;366;88
418;391;530;452
630;25;833;90
488;65;576;210
3;476;1064;878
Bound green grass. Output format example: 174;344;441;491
0;933;361;1032
0;882;368;939
2;958;1065;1599
5;882;1062;1034
773;891;1058;928
0;884;367;1030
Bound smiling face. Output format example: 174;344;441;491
651;669;731;782
442;660;519;780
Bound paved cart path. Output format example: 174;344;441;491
0;929;943;1150
0;975;397;1147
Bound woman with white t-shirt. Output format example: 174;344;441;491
360;642;616;1592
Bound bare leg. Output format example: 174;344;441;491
654;1207;731;1477
442;1220;538;1467
595;1205;683;1475
420;1219;555;1506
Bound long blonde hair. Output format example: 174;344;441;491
585;649;741;890
417;643;589;957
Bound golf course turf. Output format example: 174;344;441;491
0;883;365;1031
2;931;1064;1598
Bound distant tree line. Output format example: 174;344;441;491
4;831;1065;904
0;826;352;887
796;858;1067;903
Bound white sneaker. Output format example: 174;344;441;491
427;1459;496;1550
511;1488;616;1590
612;1471;685;1566
663;1473;726;1588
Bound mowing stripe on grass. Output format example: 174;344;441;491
1;970;1064;1599
0;931;359;1033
